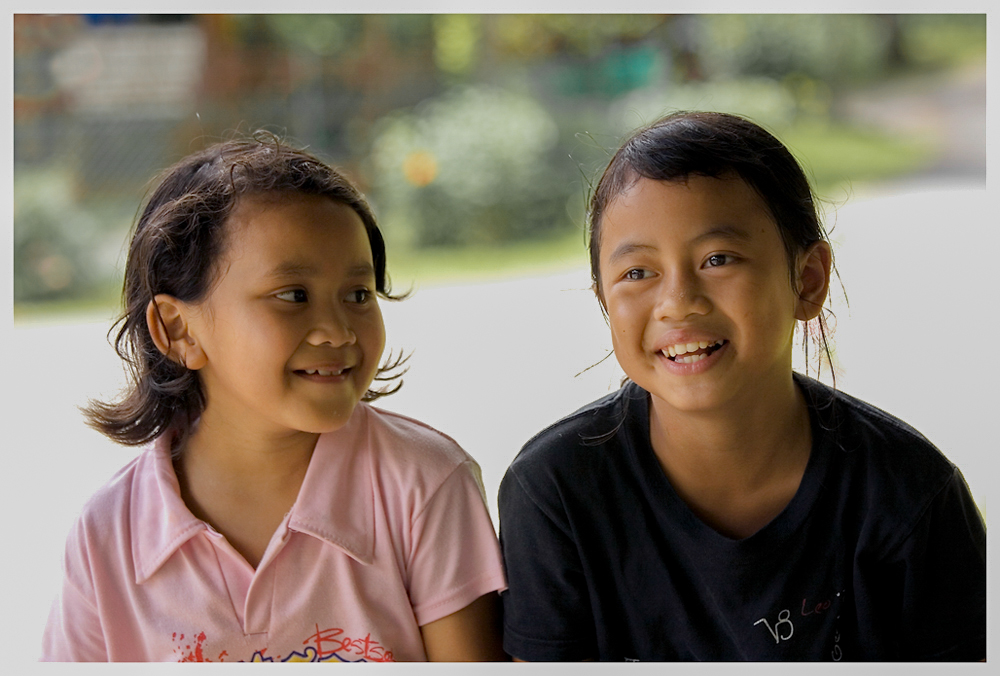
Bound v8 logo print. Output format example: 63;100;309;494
754;609;794;644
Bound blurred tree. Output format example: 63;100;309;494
370;85;569;247
693;15;895;85
14;169;107;302
492;14;667;58
896;14;986;68
433;15;482;78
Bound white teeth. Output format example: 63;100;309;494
304;368;344;376
664;339;723;357
676;353;708;365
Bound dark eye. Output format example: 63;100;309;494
276;289;308;303
348;289;372;304
624;268;648;281
705;254;732;268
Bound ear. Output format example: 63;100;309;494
146;294;208;370
794;241;832;322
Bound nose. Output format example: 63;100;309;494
654;268;711;320
305;302;356;347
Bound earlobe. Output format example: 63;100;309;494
794;241;832;322
146;295;207;370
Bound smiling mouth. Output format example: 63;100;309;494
661;339;727;364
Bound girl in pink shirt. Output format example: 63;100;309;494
42;134;507;662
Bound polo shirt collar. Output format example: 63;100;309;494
287;405;375;565
130;434;207;584
130;406;376;584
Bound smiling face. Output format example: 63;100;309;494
598;174;814;416
184;193;386;440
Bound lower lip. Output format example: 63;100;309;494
294;370;351;383
656;342;728;375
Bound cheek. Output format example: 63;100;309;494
362;310;387;358
604;295;640;349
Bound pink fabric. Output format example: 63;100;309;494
41;404;506;662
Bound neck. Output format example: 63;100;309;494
174;404;321;520
171;407;322;568
182;408;320;482
648;373;812;538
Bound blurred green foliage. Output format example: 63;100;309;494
610;77;800;133
493;15;667;57
897;14;987;67
695;15;896;84
12;13;985;311
370;85;567;247
14;169;100;303
14;167;133;307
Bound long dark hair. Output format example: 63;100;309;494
84;132;406;450
587;111;837;381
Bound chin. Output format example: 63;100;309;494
298;406;361;434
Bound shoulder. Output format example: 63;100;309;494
801;375;954;476
72;451;147;539
502;383;645;508
58;447;155;587
348;404;484;510
798;375;960;527
360;404;472;469
510;383;642;470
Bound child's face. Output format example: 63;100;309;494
185;193;386;438
597;175;804;415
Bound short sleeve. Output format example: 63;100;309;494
498;467;598;661
892;468;986;660
40;523;109;662
405;460;506;626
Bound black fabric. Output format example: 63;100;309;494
498;375;986;662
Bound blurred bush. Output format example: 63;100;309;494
369;85;571;247
13;168;116;302
693;15;895;84
12;14;985;310
609;76;800;135
897;14;987;67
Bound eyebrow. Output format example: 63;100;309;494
607;225;752;264
266;261;376;280
692;225;753;245
607;242;658;265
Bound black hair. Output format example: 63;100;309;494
587;110;837;382
83;132;406;450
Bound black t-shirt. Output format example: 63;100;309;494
498;375;986;661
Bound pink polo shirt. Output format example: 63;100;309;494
41;404;506;662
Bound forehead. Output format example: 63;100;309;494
599;175;776;248
213;193;374;282
225;193;368;250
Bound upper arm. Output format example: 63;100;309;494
419;592;506;661
894;469;986;660
41;525;109;662
406;461;506;649
498;468;597;661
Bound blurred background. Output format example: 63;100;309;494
7;13;992;662
13;13;987;310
